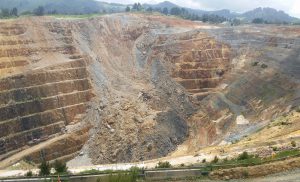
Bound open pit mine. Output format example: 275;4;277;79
0;13;300;175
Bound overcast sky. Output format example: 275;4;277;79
101;0;300;18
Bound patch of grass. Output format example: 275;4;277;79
96;167;140;182
273;149;300;159
223;157;228;163
207;152;262;168
192;149;300;176
79;169;112;175
221;156;262;166
7;160;36;170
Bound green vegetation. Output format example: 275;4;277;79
79;169;115;175
237;152;252;160
272;146;279;151
211;156;219;163
273;149;300;159
291;141;297;147
261;64;268;69
252;18;265;24
132;3;143;11
252;17;290;25
54;160;68;174
124;3;228;23
39;160;51;176
33;6;45;16
155;161;172;168
25;170;33;177
95;167;140;182
252;61;259;66
223;157;228;163
204;149;300;170
0;7;19;19
110;168;139;182
0;0;298;25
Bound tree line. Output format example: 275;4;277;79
0;6;55;18
0;8;18;18
125;3;229;24
251;18;290;25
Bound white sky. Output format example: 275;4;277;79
101;0;300;18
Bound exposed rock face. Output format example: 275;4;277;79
0;14;299;167
0;18;93;166
184;25;300;151
151;30;231;99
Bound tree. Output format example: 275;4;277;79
232;18;241;26
54;160;68;174
291;141;297;147
200;14;226;23
237;151;254;160
39;160;51;176
162;7;168;15
202;14;209;22
1;9;10;17
154;7;162;13
132;3;142;11
25;171;33;177
252;18;264;24
132;3;138;10
170;7;181;16
146;7;153;12
33;6;45;16
10;7;18;17
125;6;131;12
136;3;142;11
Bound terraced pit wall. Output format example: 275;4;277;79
0;18;94;164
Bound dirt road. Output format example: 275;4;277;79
0;134;69;169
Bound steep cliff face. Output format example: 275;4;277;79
0;15;299;167
0;18;93;167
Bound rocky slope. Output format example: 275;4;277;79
0;14;299;168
